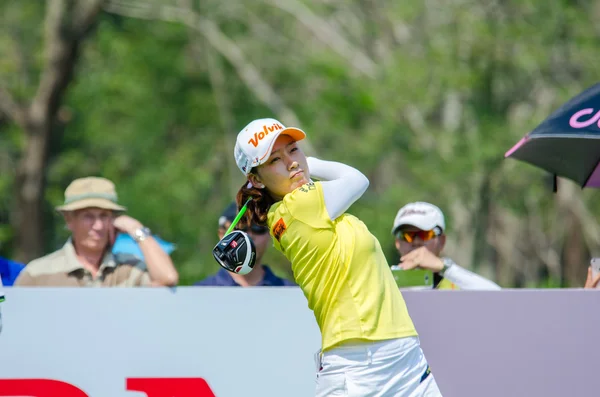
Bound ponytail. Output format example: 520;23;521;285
236;178;276;229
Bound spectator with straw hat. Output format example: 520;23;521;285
15;177;179;287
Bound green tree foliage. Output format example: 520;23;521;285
2;0;600;286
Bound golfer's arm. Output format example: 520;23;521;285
443;263;501;290
307;157;369;220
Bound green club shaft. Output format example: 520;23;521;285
225;197;252;236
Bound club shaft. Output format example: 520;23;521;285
225;197;252;236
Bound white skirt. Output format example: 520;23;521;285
315;336;442;397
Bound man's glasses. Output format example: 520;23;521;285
397;228;441;243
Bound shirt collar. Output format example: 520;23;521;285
64;238;117;273
260;265;285;286
214;268;240;286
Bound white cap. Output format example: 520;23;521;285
234;118;306;175
392;202;445;235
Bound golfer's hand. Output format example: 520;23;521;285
399;247;444;272
584;267;600;289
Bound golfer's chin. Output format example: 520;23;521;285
291;177;309;190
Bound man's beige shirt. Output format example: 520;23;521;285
15;240;151;287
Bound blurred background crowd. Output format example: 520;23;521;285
2;0;600;288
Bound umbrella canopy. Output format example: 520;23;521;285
505;83;600;187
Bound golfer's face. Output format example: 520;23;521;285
253;135;309;200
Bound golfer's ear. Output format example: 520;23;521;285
248;174;264;189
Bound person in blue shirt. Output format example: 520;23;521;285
195;202;296;287
0;277;3;333
0;256;23;332
0;256;25;287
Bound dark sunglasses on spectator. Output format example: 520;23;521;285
397;227;441;243
241;225;270;235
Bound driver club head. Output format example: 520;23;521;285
212;230;256;275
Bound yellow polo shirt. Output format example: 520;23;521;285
268;182;417;351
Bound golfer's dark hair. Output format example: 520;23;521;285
236;173;276;229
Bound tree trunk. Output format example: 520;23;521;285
12;122;53;262
562;214;587;288
0;0;105;262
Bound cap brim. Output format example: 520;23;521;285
255;127;307;166
280;127;306;142
392;217;439;235
56;198;126;212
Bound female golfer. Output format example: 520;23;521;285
233;118;442;397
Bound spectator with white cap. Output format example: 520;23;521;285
392;201;500;290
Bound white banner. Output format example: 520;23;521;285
0;288;598;397
0;287;319;397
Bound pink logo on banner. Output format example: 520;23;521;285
569;108;600;129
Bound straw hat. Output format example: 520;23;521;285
55;177;126;212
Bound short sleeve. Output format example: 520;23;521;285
282;182;332;229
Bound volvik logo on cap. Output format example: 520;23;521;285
234;117;306;176
247;122;284;147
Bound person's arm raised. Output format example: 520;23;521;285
113;215;179;287
307;157;369;220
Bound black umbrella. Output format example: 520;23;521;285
505;83;600;189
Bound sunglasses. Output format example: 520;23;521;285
241;225;270;235
397;228;441;243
